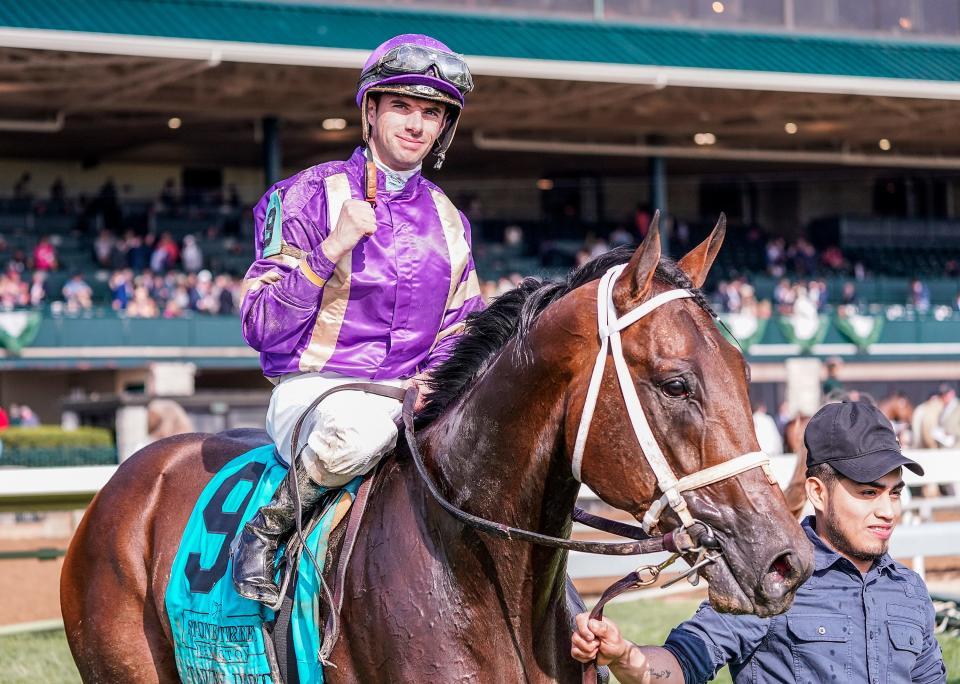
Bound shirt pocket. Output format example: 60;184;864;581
786;613;852;683
886;620;923;682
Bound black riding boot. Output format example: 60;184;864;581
231;460;326;609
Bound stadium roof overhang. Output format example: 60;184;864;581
3;0;960;172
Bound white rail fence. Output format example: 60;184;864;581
2;451;960;586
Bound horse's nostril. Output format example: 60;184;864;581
769;552;793;581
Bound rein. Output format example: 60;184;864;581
399;389;703;558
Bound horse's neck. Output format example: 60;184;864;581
418;345;579;614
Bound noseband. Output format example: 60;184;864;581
571;263;776;533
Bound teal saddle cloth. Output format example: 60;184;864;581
165;445;359;684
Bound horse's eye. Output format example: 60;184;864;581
661;378;689;398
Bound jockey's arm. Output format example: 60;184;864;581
571;614;685;683
417;209;484;372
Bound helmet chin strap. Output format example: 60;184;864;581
571;263;777;533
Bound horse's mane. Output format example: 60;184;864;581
417;246;715;427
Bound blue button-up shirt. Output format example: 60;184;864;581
663;517;946;683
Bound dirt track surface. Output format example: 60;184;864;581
0;537;69;627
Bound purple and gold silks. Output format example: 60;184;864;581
241;148;483;380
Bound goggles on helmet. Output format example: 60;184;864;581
359;43;474;95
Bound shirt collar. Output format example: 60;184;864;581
348;147;422;198
801;515;896;575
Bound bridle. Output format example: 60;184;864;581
571;263;777;534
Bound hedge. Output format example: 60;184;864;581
0;426;113;450
0;427;118;467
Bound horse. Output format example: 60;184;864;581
781;413;811;519
61;218;814;683
878;391;914;446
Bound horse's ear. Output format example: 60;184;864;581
613;210;661;310
677;213;726;289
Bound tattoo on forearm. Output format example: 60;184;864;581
650;669;671;680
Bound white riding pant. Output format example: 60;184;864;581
266;372;404;487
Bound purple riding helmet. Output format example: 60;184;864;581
357;34;474;168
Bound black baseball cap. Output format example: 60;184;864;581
804;400;923;483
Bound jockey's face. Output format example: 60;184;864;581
367;94;447;171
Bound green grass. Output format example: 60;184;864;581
0;604;957;683
605;597;960;683
0;630;80;684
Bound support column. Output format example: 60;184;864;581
649;150;670;256
116;405;149;462
785;357;824;418
262;116;281;188
147;362;196;397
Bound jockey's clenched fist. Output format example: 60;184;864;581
322;199;377;263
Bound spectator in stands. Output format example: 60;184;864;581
7;248;27;275
62;273;93;313
13;172;32;202
588;234;610;259
148;273;171;310
608;225;633;248
840;281;859;310
190;270;218;314
773;278;794;314
163;294;184;319
49;177;66;212
765;237;786;277
109;269;131;311
97;177;121;232
820;245;845;271
159;178;179;213
93;229;115;268
808;279;828;311
574;248;591;268
910;278;931;314
633;204;651;239
128;234;151;271
29;271;46;307
126;285;159;318
181;235;203;273
150;234;174;272
0;404;8;431
853;260;866;281
215;274;237;315
789;238;818;275
0;269;28;309
32;235;57;271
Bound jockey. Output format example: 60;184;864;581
231;34;484;608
